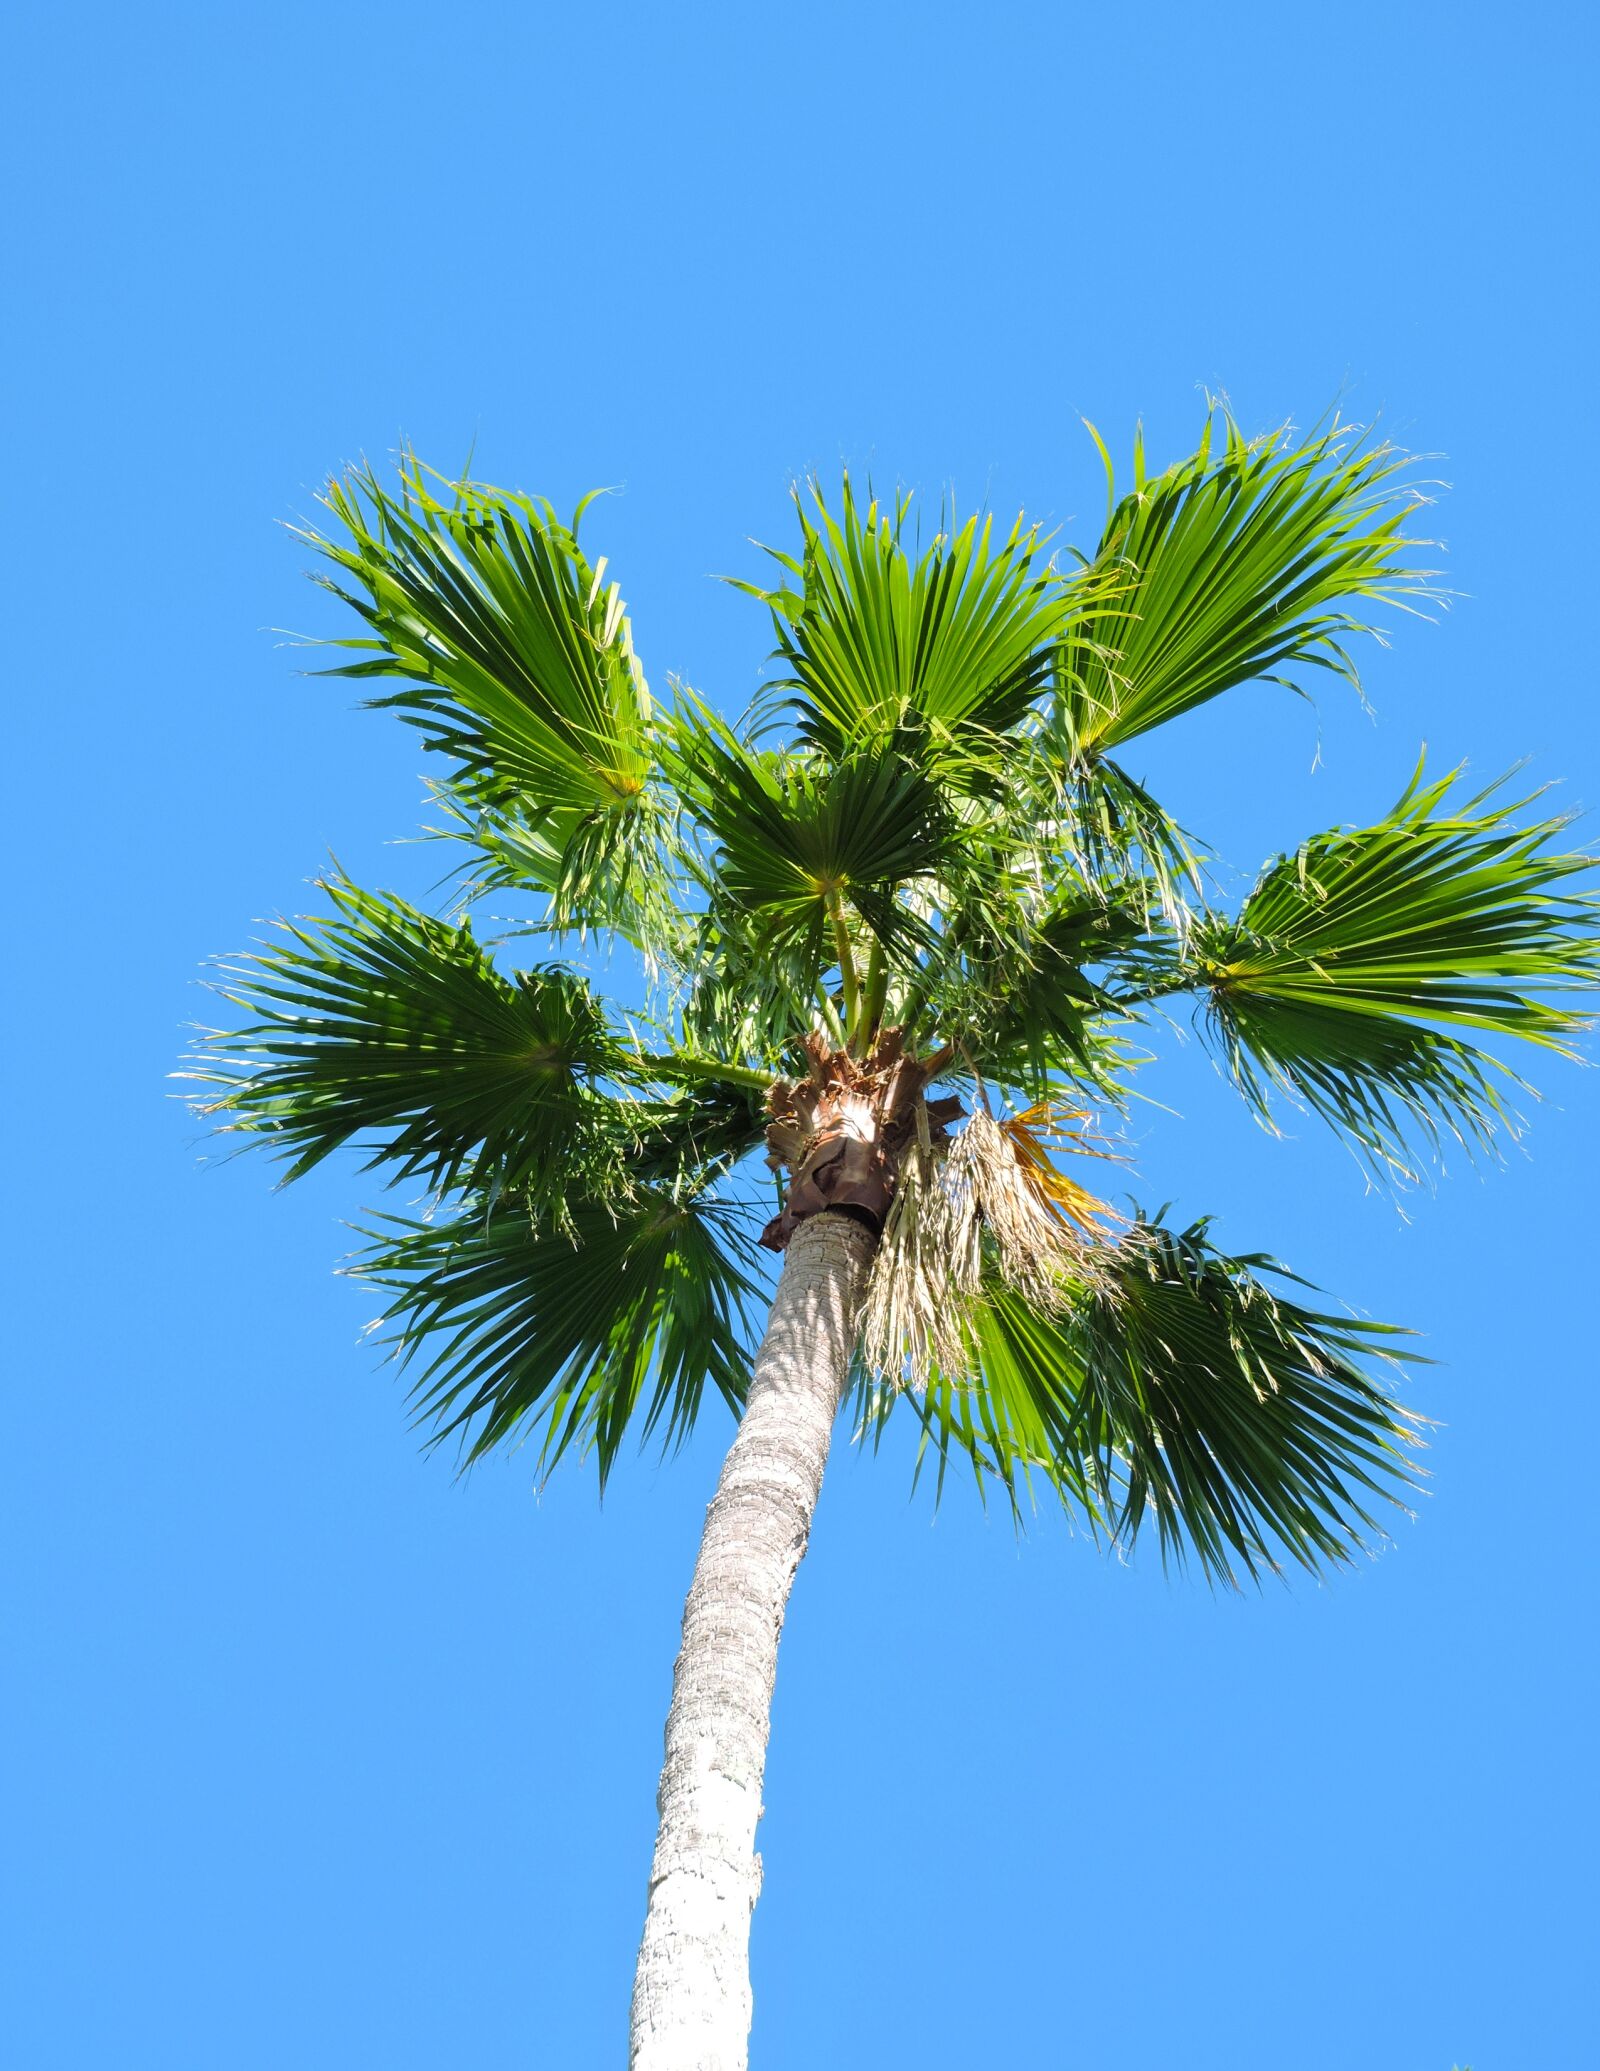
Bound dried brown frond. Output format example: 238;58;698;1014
858;1130;977;1392
999;1100;1123;1240
860;1097;1123;1393
949;1107;1116;1314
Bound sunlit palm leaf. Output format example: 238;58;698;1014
1191;762;1598;1173
1055;412;1436;756
196;876;626;1203
734;476;1084;765
357;1192;761;1480
300;452;655;827
909;1217;1418;1583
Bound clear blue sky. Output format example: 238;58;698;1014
4;5;1595;2067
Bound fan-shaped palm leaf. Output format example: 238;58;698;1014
670;704;962;960
301;452;655;827
735;476;1084;765
358;1192;760;1481
1188;762;1598;1172
196;876;625;1204
905;1217;1417;1583
1055;412;1436;757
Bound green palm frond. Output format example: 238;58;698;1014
669;703;961;958
1189;762;1598;1173
734;476;1084;765
428;780;687;953
888;739;1190;1062
921;889;1141;1094
902;1217;1418;1583
300;451;657;840
357;1192;761;1481
1055;412;1437;757
196;876;626;1204
626;1081;768;1189
675;910;822;1069
1038;736;1203;925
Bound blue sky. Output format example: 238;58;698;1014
4;4;1595;2067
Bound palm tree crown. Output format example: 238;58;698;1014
194;414;1597;1583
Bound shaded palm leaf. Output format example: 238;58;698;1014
900;738;1193;1069
670;704;960;955
676;911;823;1070
1190;762;1598;1173
357;1192;761;1481
1039;739;1202;924
430;779;685;952
931;893;1142;1091
1055;413;1436;756
626;1081;768;1189
909;1217;1417;1583
196;876;625;1203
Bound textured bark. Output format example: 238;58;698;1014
628;1210;876;2071
759;1030;961;1250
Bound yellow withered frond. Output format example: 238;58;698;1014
998;1100;1121;1238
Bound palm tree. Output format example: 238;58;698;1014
193;414;1596;2071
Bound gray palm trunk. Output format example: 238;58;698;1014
629;1210;877;2071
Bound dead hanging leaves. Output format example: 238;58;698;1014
754;1034;1122;1394
860;1099;1122;1393
857;1117;971;1385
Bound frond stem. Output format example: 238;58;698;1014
1109;973;1201;1010
920;1042;956;1082
636;1051;773;1094
829;893;862;1045
813;981;848;1047
855;936;888;1049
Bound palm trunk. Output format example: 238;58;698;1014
628;1209;876;2071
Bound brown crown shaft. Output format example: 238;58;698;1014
758;1029;962;1251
